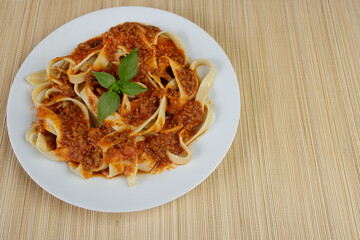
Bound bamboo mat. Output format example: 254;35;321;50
1;0;360;239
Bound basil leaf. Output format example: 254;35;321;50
92;71;116;89
93;47;143;126
109;82;120;93
118;47;138;83
119;82;147;96
97;91;120;125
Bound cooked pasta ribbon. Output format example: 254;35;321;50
26;22;215;186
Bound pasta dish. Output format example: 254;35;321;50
25;22;215;186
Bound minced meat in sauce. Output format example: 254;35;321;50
70;36;104;64
39;22;206;174
50;103;113;171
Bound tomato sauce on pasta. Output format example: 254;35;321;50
25;22;215;186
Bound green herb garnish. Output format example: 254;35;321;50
92;47;147;125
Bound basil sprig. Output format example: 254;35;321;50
92;47;147;125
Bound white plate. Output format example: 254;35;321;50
7;7;240;212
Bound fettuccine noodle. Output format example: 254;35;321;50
26;22;215;186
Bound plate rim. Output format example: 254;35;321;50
6;6;241;212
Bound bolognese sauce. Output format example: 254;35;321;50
26;22;215;184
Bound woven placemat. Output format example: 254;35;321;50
1;0;359;239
